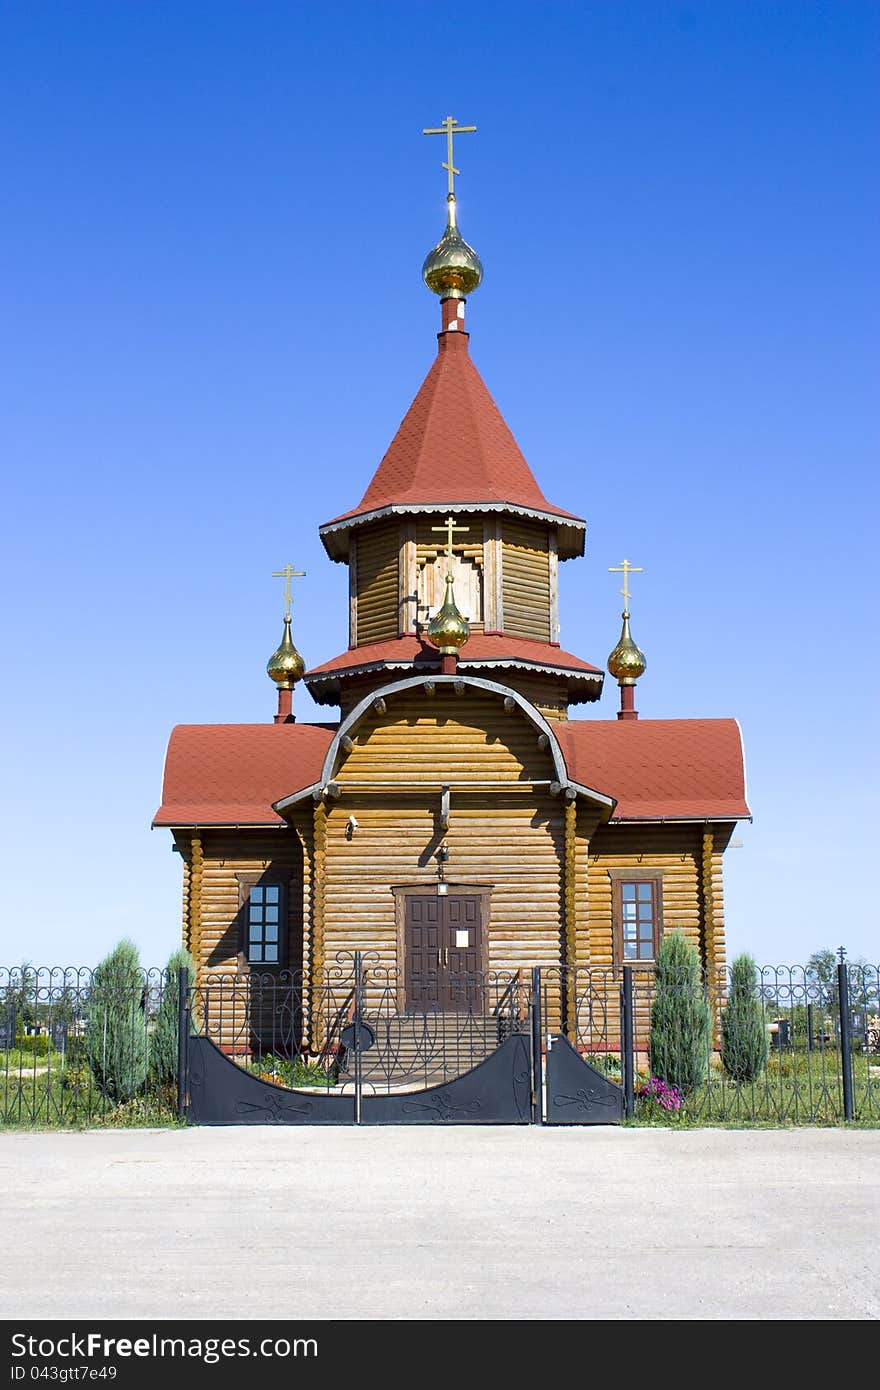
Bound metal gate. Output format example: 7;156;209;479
537;968;627;1124
184;955;536;1127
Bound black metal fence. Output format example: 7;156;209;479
0;966;175;1127
1;957;878;1126
543;960;880;1124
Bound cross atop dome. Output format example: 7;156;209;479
422;112;483;304
422;114;477;198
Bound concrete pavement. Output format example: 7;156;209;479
2;1126;878;1320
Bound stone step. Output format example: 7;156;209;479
338;1012;510;1083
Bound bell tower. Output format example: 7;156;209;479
305;116;604;719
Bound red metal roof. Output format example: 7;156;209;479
154;713;748;827
153;723;335;827
556;719;750;821
319;332;585;559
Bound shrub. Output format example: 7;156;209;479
249;1054;335;1088
85;940;148;1103
150;948;195;1088
649;930;712;1095
721;953;769;1082
13;1034;57;1057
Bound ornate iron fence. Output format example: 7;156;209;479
0;965;173;1127
1;957;877;1126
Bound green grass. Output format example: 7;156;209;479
246;1053;337;1089
0;1048;59;1071
0;1066;180;1129
631;1051;880;1127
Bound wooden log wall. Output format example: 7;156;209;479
501;520;552;641
189;835;203;964
354;520;400;645
583;822;731;1052
322;690;566;983
190;830;304;978
487;671;569;721
177;833;192;954
337;669;570;721
587;824;703;964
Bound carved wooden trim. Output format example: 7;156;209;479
398;519;417;635
234;871;290;971
348;541;358;647
563;800;578;1036
610;871;664;970
310;803;327;1051
480;518;504;630
190;834;203;973
548;530;560;644
701;829;720;1030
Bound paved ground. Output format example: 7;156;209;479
2;1127;878;1320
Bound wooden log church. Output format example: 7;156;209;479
154;119;750;1014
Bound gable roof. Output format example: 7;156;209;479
303;634;604;705
555;719;750;821
319;331;585;560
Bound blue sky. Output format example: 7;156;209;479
1;1;877;966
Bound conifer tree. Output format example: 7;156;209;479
150;948;195;1087
649;930;712;1094
85;940;148;1102
721;953;769;1082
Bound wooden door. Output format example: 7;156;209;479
404;894;484;1011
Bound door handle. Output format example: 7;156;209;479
444;947;449;967
437;948;441;969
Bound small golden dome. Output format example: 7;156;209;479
608;612;646;686
267;616;305;689
426;575;471;656
422;194;483;300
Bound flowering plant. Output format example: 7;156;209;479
637;1076;683;1112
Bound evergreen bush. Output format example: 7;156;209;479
720;953;769;1082
649;930;712;1095
14;1035;56;1056
85;940;148;1103
150;948;195;1088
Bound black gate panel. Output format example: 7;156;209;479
544;1034;624;1125
187;1035;355;1125
361;1033;532;1125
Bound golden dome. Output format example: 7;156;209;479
608;612;646;686
422;195;483;300
426;575;471;656
267;616;305;689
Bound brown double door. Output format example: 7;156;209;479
404;894;484;1011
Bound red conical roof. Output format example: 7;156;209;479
320;330;585;559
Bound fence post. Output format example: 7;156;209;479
837;963;854;1122
531;967;543;1125
353;951;362;1126
622;965;635;1120
177;966;190;1123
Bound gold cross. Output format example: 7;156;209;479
432;515;471;576
609;558;643;611
272;563;306;619
423;114;477;197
